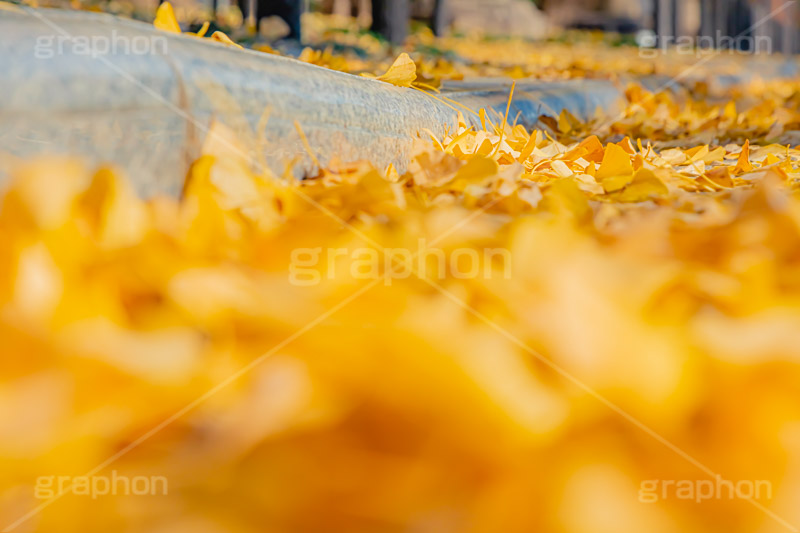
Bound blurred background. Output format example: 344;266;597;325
15;0;798;53
54;0;798;53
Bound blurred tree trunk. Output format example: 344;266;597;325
371;0;410;44
241;0;303;39
431;0;447;35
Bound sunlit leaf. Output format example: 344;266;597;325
153;1;181;33
375;53;417;88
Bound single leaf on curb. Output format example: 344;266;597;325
211;31;244;49
154;2;181;33
375;53;417;87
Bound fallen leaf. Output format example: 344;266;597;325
211;31;244;49
154;1;181;33
375;53;417;88
613;168;668;202
734;140;754;174
597;143;634;192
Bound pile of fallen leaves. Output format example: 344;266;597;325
565;82;800;148
3;84;800;532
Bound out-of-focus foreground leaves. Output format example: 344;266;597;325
2;93;800;532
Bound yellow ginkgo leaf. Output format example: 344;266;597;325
375;53;417;88
298;47;319;63
541;178;591;222
558;109;580;134
154;2;181;34
702;146;726;164
723;100;737;120
596;143;633;181
616;136;636;155
596;143;634;192
614;168;668;202
702;166;733;190
601;173;633;193
193;21;210;38
734;140;754;175
565;135;604;163
211;31;244;49
78;167;149;249
449;156;498;190
685;145;709;163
